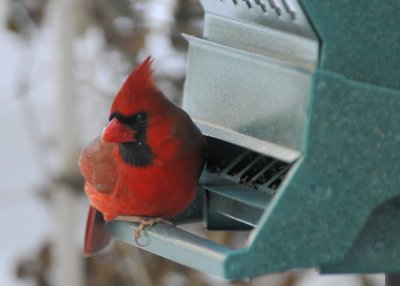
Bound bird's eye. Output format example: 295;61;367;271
136;112;148;124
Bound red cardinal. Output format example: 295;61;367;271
79;57;206;255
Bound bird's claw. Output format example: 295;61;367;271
114;215;174;246
134;220;153;240
134;217;174;240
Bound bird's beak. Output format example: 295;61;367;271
102;118;135;143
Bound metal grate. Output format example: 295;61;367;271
206;137;292;194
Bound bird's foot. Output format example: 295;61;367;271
114;215;174;245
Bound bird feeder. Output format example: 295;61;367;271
108;0;400;279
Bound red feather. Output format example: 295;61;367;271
110;56;159;117
80;57;206;255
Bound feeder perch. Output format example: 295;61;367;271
108;0;400;279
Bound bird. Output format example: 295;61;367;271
79;57;206;255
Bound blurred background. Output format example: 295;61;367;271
0;0;386;285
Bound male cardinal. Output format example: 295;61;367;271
79;57;206;256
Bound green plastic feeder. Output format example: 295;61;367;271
108;0;400;279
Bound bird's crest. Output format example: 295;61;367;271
110;56;160;116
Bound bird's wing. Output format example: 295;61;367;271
79;136;118;195
80;137;117;255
